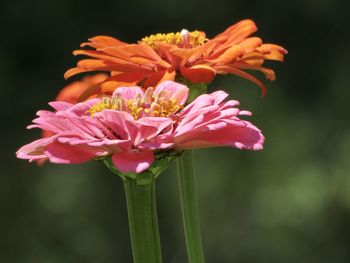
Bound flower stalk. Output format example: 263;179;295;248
104;152;180;263
177;150;205;263
123;176;162;263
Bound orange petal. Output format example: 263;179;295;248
101;81;137;94
78;82;102;102
168;46;199;61
143;69;176;88
56;82;88;103
180;65;216;83
232;62;276;80
259;44;288;54
217;66;267;96
100;44;171;69
256;44;287;62
107;71;151;83
77;59;111;69
214;19;257;44
73;49;131;64
101;44;160;61
76;59;141;72
64;67;92;79
238;37;263;52
263;50;285;62
81;73;109;87
209;45;244;64
81;36;126;49
59;74;108;102
156;44;184;67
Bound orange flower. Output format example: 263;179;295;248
65;19;287;96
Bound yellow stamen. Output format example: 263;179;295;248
88;94;183;119
140;30;207;49
88;97;122;116
150;97;183;118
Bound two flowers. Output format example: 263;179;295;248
17;19;286;169
16;19;286;263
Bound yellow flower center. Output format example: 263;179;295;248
140;30;207;49
88;92;183;120
88;97;122;116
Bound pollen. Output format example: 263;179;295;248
140;30;208;49
88;97;122;116
151;98;183;118
88;91;183;120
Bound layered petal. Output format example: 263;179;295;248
64;19;286;95
56;73;108;103
174;90;264;150
18;82;264;174
174;120;264;150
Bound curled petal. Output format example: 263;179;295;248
180;64;216;83
64;67;91;79
153;80;189;105
81;36;126;49
175;121;264;151
216;66;268;96
17;136;58;162
213;19;258;44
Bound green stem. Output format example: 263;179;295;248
177;150;205;263
123;178;162;263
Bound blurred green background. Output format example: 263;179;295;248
1;0;350;262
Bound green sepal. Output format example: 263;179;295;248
176;77;208;103
103;150;183;185
93;154;111;161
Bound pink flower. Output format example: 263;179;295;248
17;81;264;173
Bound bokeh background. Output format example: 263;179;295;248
1;0;350;262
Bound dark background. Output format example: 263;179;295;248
1;0;350;262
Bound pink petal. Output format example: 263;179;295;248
48;101;73;111
210;90;230;104
98;110;173;146
180;93;217;116
66;98;101;116
112;86;144;100
136;117;173;139
87;138;131;152
175;120;264;150
180;90;230;117
111;151;154;173
96;110;134;140
16;136;58;161
153;80;189;105
44;142;98;164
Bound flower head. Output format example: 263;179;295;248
17;81;264;174
64;19;286;98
